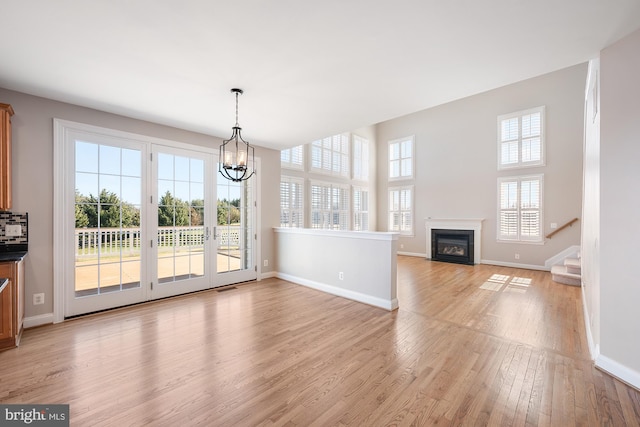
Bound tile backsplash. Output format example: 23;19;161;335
0;212;28;244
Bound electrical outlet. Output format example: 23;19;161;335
515;253;520;260
550;223;558;229
33;293;45;305
5;224;21;237
400;244;404;249
339;272;344;280
263;259;268;267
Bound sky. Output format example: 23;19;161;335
75;140;244;207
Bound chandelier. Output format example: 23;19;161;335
219;88;255;182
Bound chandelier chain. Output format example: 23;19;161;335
235;91;239;127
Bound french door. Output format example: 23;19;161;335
68;135;148;316
56;120;257;318
215;167;257;286
149;146;212;299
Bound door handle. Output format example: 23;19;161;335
206;226;217;240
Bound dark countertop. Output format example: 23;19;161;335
0;277;7;293
0;251;27;262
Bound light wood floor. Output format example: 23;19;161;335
2;257;639;426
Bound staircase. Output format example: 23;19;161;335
551;255;581;286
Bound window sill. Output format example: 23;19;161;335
496;239;544;245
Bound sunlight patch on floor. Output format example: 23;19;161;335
480;274;510;291
505;276;532;294
480;274;533;292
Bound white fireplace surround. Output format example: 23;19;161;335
425;218;484;264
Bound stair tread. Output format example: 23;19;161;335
564;258;581;267
551;265;581;279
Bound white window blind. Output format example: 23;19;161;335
311;134;349;177
352;135;369;181
389;136;414;180
281;145;304;170
310;181;349;230
352;186;369;231
280;176;304;228
498;175;543;242
498;106;545;169
388;186;413;235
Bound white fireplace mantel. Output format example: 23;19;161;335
425;218;484;264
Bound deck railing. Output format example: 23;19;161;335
75;226;241;259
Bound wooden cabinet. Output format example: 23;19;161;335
0;258;25;351
0;103;14;211
0;279;11;342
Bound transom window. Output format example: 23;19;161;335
498;175;543;242
498;106;545;169
389;136;414;180
281;145;304;170
311;134;349;177
352;135;369;181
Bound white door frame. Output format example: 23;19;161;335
53;119;261;322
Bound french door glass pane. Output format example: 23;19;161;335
217;172;253;273
74;141;142;297
157;153;205;283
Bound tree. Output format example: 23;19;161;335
75;189;140;228
217;198;241;225
158;191;190;227
75;190;89;228
190;199;204;226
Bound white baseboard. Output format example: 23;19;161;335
277;272;398;311
260;270;277;280
397;251;427;257
480;259;549;271
576;279;636;392
596;354;640;391
581;285;599;361
24;313;54;329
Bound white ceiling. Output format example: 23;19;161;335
1;1;639;150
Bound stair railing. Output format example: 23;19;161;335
545;217;579;239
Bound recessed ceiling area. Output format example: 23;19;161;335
1;1;639;150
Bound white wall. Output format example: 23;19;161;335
275;228;398;310
581;59;601;357
0;87;281;320
598;27;640;387
375;64;586;268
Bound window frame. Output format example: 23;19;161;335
310;134;350;177
280;145;304;170
352;185;369;231
497;174;544;243
352;134;369;181
388;185;414;236
280;175;305;228
310;180;350;230
388;136;415;181
497;106;545;170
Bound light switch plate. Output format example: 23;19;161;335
5;224;21;237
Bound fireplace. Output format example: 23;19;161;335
425;218;483;265
431;229;474;265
